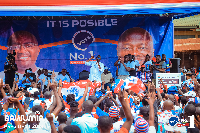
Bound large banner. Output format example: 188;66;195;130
0;17;173;80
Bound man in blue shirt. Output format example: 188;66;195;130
22;69;33;90
162;54;172;73
71;100;98;133
114;55;131;80
152;55;166;85
142;54;152;72
56;69;70;83
129;55;140;77
85;55;104;82
38;69;51;86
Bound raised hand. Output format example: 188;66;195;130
59;79;62;87
51;70;56;79
118;56;121;61
8;97;20;104
86;82;91;87
145;92;156;105
107;86;110;92
91;54;95;59
36;78;39;83
46;113;53;123
105;91;111;98
49;82;57;91
118;90;124;102
124;90;128;99
16;78;19;83
150;82;155;93
0;79;3;89
155;87;160;93
42;77;46;83
195;115;200;130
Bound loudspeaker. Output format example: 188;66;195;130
170;58;180;73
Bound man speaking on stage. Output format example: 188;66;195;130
85;55;104;82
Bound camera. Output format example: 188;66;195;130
6;50;16;63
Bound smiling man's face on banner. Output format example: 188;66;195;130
7;31;40;73
117;27;153;65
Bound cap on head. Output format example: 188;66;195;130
134;117;149;133
184;91;196;98
109;106;119;118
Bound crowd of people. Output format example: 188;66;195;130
1;52;200;133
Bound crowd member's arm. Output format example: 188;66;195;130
118;90;133;131
47;80;50;91
116;66;119;76
0;79;6;98
50;82;62;117
114;57;121;67
124;90;130;109
101;81;105;90
86;55;94;62
121;60;131;72
46;113;57;133
159;78;167;92
8;97;27;128
48;95;56;113
137;93;143;102
58;79;62;97
92;84;101;96
51;70;56;82
155;87;162;101
11;78;18;94
94;92;110;108
12;64;18;71
133;96;137;105
11;79;16;94
6;84;12;94
79;82;90;103
42;77;46;89
14;111;24;133
157;68;166;73
24;103;29;112
27;76;33;82
109;93;119;107
15;79;19;92
22;77;27;84
145;92;156;127
174;95;180;106
167;60;172;69
194;114;200;130
178;89;184;96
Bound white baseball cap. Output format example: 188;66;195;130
184;91;196;98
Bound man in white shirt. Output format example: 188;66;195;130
101;67;113;90
85;55;104;82
101;67;113;84
71;100;98;133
